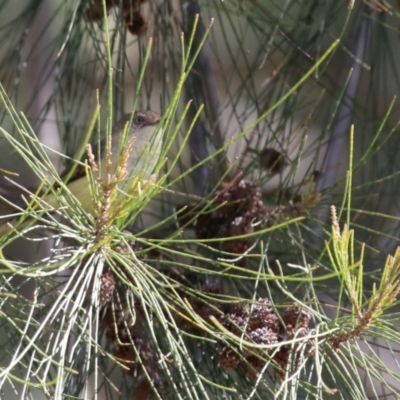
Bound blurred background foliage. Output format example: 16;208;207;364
1;0;400;399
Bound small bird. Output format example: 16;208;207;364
0;109;162;234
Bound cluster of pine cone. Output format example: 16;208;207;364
86;0;148;35
179;179;309;254
178;179;265;254
96;262;313;392
101;297;165;393
181;283;313;381
218;298;313;380
100;276;313;388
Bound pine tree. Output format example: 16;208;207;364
1;1;400;399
